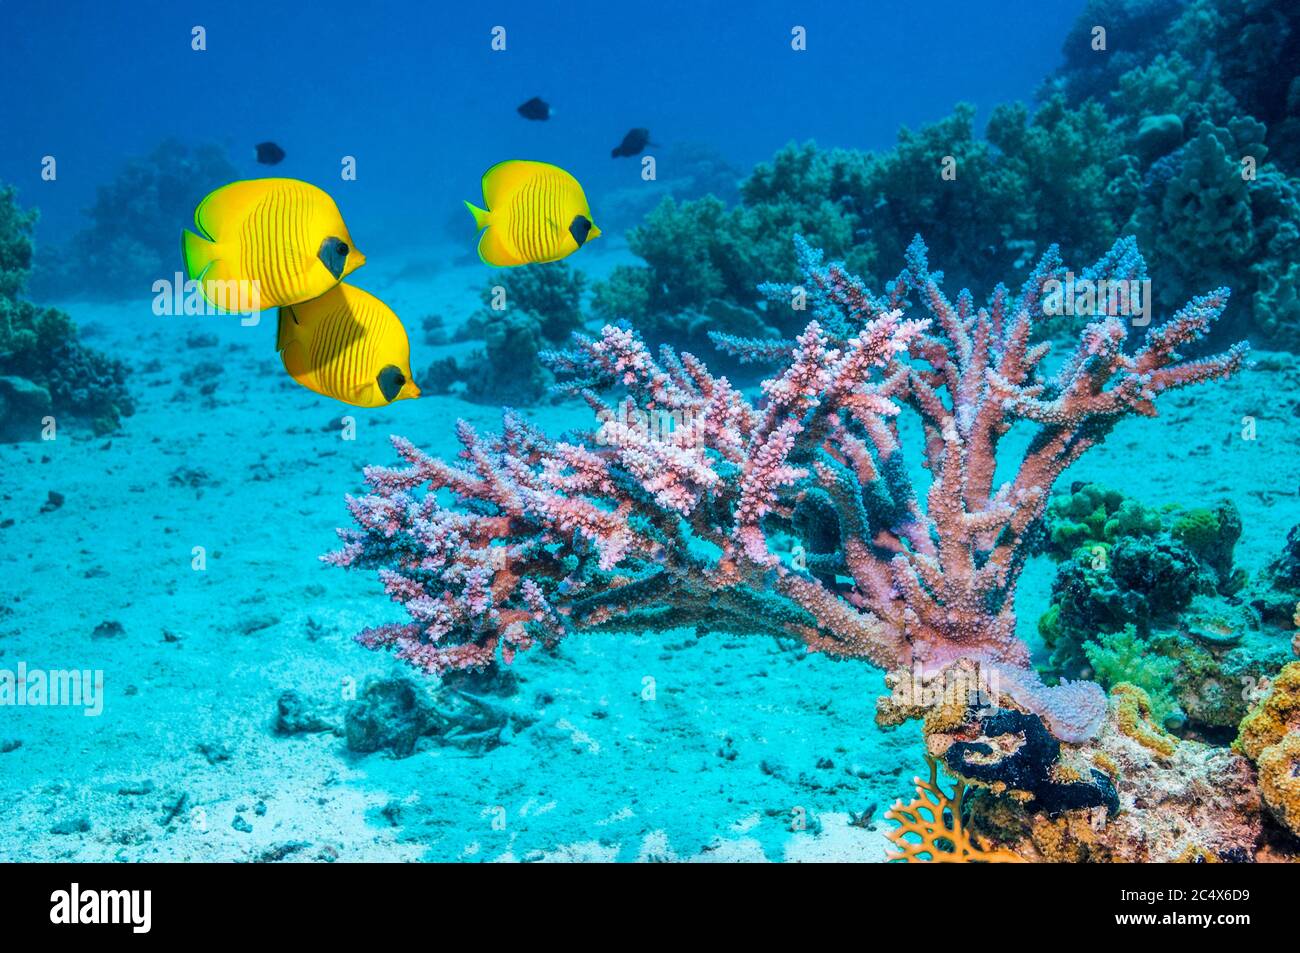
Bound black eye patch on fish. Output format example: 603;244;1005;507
569;215;593;248
377;365;406;403
317;236;349;280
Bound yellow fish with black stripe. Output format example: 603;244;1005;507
182;178;365;308
464;160;600;266
277;282;420;408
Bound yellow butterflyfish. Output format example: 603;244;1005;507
276;283;420;408
464;160;600;267
182;178;365;308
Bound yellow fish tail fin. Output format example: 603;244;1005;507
182;229;217;281
464;201;490;231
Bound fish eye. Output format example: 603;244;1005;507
377;365;406;402
569;215;592;247
318;236;349;279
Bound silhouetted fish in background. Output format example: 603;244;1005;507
255;141;286;165
611;128;655;157
517;97;551;121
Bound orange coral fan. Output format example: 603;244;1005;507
885;757;1026;863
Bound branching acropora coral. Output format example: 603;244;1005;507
326;235;1245;743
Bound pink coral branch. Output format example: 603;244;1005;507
327;235;1246;745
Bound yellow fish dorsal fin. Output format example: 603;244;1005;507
480;160;576;209
193;178;322;240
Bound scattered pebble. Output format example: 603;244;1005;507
239;615;278;636
91;619;125;639
196;742;231;764
50;816;91;835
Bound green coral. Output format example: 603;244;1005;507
982;95;1131;267
1171;508;1221;558
1034;480;1292;734
0;183;37;301
598;194;761;319
440;262;589;406
1168;0;1300;172
1084;625;1182;726
594;98;1130;350
1127;116;1300;348
1042;482;1162;561
1111;52;1237;142
1169;499;1246;595
463;262;586;345
592;0;1300;356
463;311;548;406
0;185;133;437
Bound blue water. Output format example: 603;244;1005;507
7;0;1294;865
2;0;1080;251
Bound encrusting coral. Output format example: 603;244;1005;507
327;235;1245;749
936;679;1263;862
1234;662;1300;839
1236;662;1300;761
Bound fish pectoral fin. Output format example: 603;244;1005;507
333;377;378;408
275;306;301;353
279;337;317;391
182;230;217;282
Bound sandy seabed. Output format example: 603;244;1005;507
2;242;1297;862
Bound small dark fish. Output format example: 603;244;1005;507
255;141;286;165
517;97;551;121
611;128;654;158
